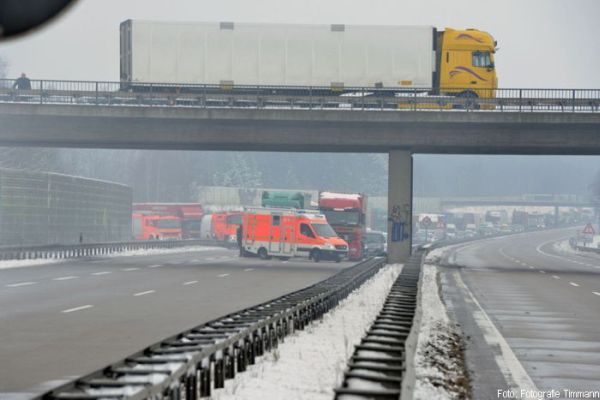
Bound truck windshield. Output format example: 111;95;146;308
321;211;360;226
182;220;201;231
155;220;180;229
226;214;242;225
472;51;493;68
312;223;338;238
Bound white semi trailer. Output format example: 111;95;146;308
119;20;497;96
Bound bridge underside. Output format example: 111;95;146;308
1;103;600;154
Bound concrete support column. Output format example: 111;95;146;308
387;150;413;263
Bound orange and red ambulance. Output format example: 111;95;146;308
241;207;348;262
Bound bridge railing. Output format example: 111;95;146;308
1;78;600;112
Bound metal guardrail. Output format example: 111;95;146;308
34;256;387;400
1;79;599;112
334;251;422;399
0;239;228;261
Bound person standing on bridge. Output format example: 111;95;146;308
12;73;31;90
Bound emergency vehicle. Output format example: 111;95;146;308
132;213;182;240
242;207;348;262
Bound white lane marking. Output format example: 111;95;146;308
569;282;580;287
539;270;546;274
218;273;230;278
133;290;155;297
62;305;93;313
206;257;216;261
535;237;600;269
6;281;37;287
453;271;539;394
183;280;198;286
528;266;534;269
53;276;78;281
244;268;254;272
593;292;600;296
92;271;111;276
122;267;140;271
552;275;561;279
147;264;162;268
191;259;200;263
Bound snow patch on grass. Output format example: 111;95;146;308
553;239;578;255
211;263;403;400
411;263;470;400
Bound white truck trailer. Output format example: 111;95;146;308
120;21;437;89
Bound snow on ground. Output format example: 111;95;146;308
0;245;224;271
0;258;62;271
410;262;470;400
553;239;579;255
211;263;403;400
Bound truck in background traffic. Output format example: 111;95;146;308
132;213;182;240
120;21;498;98
199;211;243;245
318;192;367;261
261;191;313;209
242;207;348;262
133;203;204;239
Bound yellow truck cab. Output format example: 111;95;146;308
439;28;498;98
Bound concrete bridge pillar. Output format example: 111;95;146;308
387;150;413;263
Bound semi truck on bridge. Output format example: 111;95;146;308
120;21;497;98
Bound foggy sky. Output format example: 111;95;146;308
1;1;599;199
1;0;599;88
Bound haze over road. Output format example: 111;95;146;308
0;247;351;396
437;228;600;399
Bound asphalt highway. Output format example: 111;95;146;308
437;228;600;399
0;247;352;397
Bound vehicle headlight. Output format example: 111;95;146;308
324;244;334;250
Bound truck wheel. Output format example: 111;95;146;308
258;248;270;260
334;255;341;263
457;90;479;110
310;249;321;263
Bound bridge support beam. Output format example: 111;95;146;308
387;150;413;263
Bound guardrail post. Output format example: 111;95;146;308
309;86;312;110
199;363;211;396
572;89;576;112
519;89;522;112
413;89;417;111
361;87;365;111
95;81;99;105
39;80;43;104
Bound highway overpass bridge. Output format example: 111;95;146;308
1;82;600;261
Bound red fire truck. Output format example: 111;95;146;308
132;213;182;240
132;203;204;239
318;192;367;261
212;212;243;244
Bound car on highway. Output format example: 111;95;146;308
366;230;387;256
